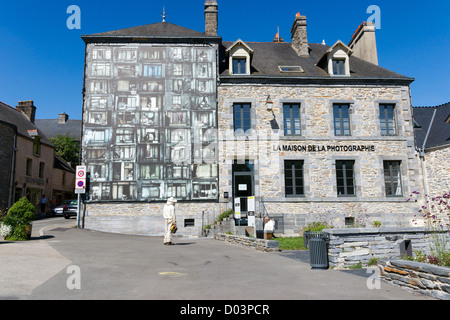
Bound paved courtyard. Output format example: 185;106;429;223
0;219;433;302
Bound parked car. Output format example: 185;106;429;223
63;200;78;219
53;201;69;216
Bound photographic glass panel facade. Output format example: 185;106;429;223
83;44;218;202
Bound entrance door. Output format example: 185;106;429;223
232;160;254;216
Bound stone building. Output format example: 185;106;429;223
0;101;54;211
80;1;425;237
36;113;81;204
413;102;450;199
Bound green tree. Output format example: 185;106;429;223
50;134;80;169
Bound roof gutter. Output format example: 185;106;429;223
82;35;222;45
219;75;415;86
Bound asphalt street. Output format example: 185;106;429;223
0;218;433;301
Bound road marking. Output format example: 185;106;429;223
158;272;187;278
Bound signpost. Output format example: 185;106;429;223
75;166;87;229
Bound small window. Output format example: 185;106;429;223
184;219;195;228
39;162;45;179
384;161;403;197
233;103;251;133
284;160;304;197
279;66;304;73
336;160;355;197
333;104;351;136
332;59;345;75
33;137;41;156
26;159;32;177
283;104;301;136
232;58;247;75
379;104;397;136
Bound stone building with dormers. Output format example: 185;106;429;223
80;1;425;237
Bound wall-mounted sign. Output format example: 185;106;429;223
275;144;376;153
238;184;248;191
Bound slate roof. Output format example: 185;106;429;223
220;42;413;84
35;119;82;142
413;102;450;150
0;101;53;146
54;155;76;173
82;22;221;43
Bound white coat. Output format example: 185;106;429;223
163;200;177;244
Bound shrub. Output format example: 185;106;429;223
2;197;35;241
303;221;332;233
217;209;233;222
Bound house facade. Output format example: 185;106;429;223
0;101;54;211
80;1;425;237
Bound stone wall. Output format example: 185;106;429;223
215;233;280;252
423;146;450;197
325;227;450;269
84;201;224;238
378;259;450;300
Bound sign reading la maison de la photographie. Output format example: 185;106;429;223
275;144;376;153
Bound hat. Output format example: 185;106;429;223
167;197;178;204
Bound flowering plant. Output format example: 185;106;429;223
0;223;12;238
408;191;450;267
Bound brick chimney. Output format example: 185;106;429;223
204;1;218;36
16;100;36;124
348;22;378;65
59;113;69;124
291;12;309;56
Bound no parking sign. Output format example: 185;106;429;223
75;166;87;194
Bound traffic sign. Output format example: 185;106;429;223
76;166;87;179
75;166;87;193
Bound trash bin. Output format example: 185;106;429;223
304;231;326;248
308;232;329;270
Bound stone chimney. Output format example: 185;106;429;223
291;12;309;56
204;1;218;36
348;22;378;65
16;100;36;124
59;113;69;124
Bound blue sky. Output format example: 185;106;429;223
0;0;449;120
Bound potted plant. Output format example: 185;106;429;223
2;197;36;241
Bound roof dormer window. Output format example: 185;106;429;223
233;58;247;75
332;59;346;75
226;39;254;75
316;40;353;77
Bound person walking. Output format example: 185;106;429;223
40;195;48;218
264;216;275;240
163;197;177;245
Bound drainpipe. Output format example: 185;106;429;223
418;108;437;214
10;127;18;208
